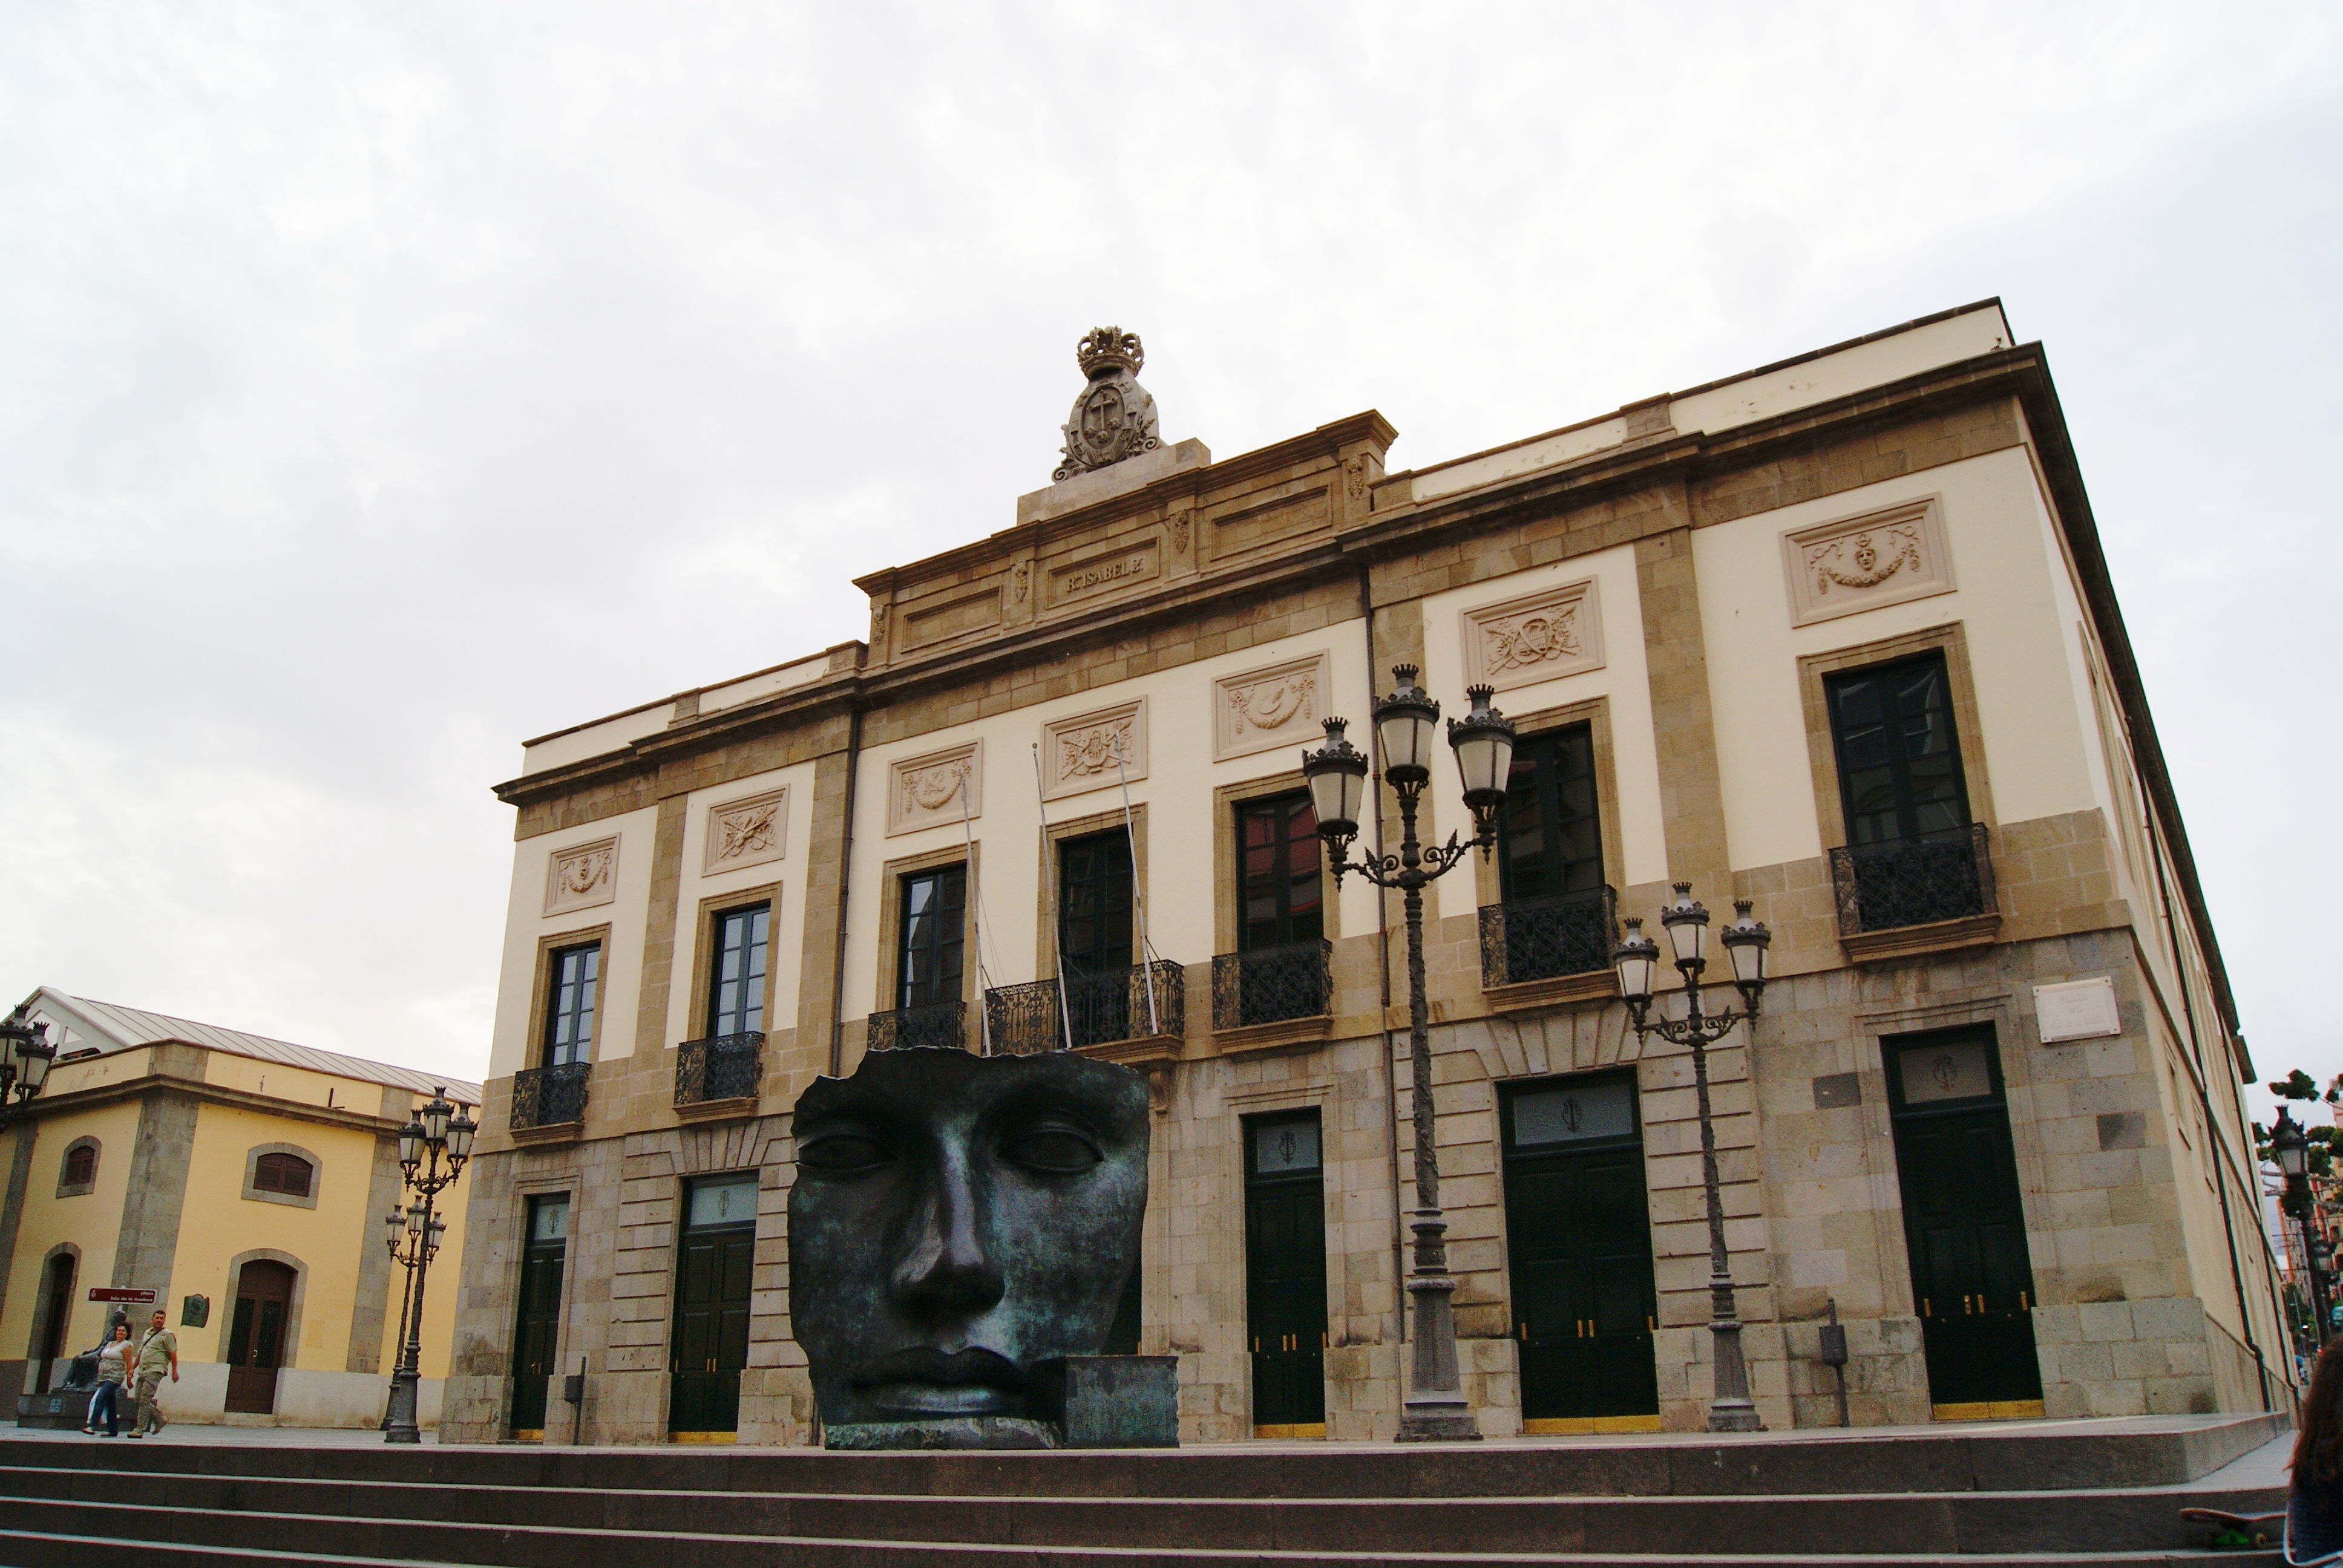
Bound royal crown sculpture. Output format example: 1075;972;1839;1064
1052;326;1161;482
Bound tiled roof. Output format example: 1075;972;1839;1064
25;990;481;1104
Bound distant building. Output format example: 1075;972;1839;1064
0;990;479;1429
447;304;2281;1443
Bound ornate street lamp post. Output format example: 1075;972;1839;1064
379;1201;448;1430
382;1086;475;1444
1303;666;1515;1442
1613;883;1771;1432
2270;1108;2328;1346
0;1008;59;1128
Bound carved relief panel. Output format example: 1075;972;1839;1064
1781;496;1955;627
1213;652;1331;762
704;787;788;875
885;740;983;836
545;836;619;916
1040;699;1147;800
1460;578;1605;691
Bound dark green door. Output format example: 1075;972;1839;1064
1887;1028;2043;1414
510;1195;568;1434
1502;1076;1659;1428
1245;1112;1326;1433
670;1175;756;1434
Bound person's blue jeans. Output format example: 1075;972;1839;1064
88;1380;122;1436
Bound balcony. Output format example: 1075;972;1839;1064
865;1001;966;1053
510;1061;590;1135
1211;939;1333;1054
675;1031;762;1112
985;962;1186;1062
1478;886;1619;1010
1830;823;2001;963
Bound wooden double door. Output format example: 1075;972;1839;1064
1886;1027;2045;1418
670;1176;756;1436
226;1259;297;1414
509;1195;570;1435
1245;1112;1327;1436
1501;1075;1660;1432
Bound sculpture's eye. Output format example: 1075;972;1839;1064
1004;1126;1101;1175
797;1134;891;1174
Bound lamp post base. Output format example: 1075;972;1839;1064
1704;1312;1763;1432
382;1367;422;1444
1395;1240;1482;1443
1397;1400;1484;1442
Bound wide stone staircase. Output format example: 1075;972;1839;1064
0;1411;2298;1566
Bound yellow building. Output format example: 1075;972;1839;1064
0;990;479;1429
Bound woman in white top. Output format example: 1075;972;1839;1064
84;1323;131;1437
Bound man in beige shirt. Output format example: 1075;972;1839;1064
128;1309;178;1438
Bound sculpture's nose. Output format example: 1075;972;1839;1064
890;1142;1004;1320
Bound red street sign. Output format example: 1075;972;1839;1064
88;1288;157;1304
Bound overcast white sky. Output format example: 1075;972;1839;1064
2;5;2338;1114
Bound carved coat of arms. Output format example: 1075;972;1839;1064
1052;327;1161;482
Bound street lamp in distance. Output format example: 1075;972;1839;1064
382;1086;476;1444
0;1008;58;1127
1614;884;1771;1432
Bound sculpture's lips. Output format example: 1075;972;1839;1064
856;1347;1024;1415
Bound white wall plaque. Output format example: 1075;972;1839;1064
1041;699;1145;800
885;740;982;836
1460;578;1605;691
544;836;618;916
704;786;788;875
2036;976;2122;1043
1781;496;1956;627
1213;652;1331;762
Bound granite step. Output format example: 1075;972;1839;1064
0;1443;2293;1565
0;1412;2290;1501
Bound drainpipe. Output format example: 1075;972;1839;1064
826;701;865;1079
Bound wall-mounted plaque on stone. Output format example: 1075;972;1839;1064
705;786;788;875
1461;577;1605;691
2035;975;2122;1043
544;836;618;915
886;740;983;836
1041;699;1145;800
1213;652;1330;762
1781;496;1955;627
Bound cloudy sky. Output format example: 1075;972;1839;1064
3;4;2337;1112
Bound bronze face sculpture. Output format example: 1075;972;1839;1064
788;1047;1148;1436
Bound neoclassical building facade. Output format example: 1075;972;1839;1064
442;304;2284;1445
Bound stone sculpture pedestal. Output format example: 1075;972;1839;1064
824;1354;1179;1451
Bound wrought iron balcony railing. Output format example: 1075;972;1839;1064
1478;886;1617;988
1212;939;1333;1031
675;1031;763;1105
985;961;1187;1054
511;1060;591;1131
1830;823;1996;935
865;1001;966;1053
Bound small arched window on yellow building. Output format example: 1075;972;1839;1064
57;1138;98;1198
242;1145;321;1210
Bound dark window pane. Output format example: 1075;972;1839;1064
1499;725;1605;902
1235;793;1322;952
543;943;600;1068
1058;828;1134;977
706;904;770;1036
1827;654;1971;848
62;1145;94;1186
897;865;967;1010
